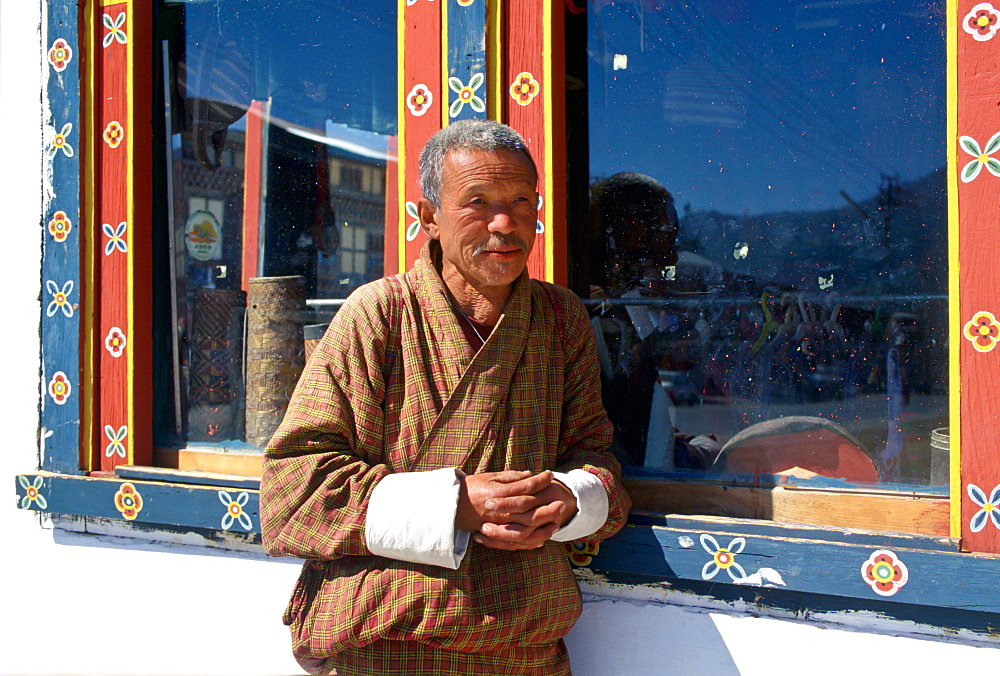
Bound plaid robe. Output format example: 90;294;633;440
260;242;631;671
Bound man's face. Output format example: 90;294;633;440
420;148;539;294
617;200;679;268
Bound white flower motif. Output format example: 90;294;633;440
968;483;1000;532
448;73;486;117
405;201;422;241
46;122;74;159
45;279;75;318
700;533;747;581
103;221;128;255
219;490;253;531
959;132;1000;182
104;425;128;458
19;476;48;510
103;12;128;47
536;194;545;233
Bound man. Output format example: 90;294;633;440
588;172;721;470
261;119;630;675
590;171;680;299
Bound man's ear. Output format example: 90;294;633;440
418;198;440;239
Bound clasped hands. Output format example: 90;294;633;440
455;470;577;551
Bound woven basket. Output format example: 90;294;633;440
188;288;246;442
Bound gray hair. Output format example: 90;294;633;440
419;119;537;207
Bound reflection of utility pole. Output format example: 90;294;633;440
839;189;868;219
877;173;901;249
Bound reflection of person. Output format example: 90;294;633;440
261;120;630;675
590;172;720;469
590;172;679;297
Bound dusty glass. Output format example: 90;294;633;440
153;0;396;450
583;0;947;487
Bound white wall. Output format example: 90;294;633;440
566;584;1000;676
3;1;1000;674
0;2;302;674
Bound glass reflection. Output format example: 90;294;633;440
583;0;947;486
154;0;396;450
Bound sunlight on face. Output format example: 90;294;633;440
430;148;539;296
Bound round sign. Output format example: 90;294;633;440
184;210;222;261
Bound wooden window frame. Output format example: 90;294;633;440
19;0;1000;638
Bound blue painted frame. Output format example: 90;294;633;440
41;0;83;475
446;0;488;122
16;473;261;534
14;470;1000;637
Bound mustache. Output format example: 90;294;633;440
473;233;528;256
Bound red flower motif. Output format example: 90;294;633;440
964;3;1000;40
964;311;1000;353
861;549;908;597
103;121;125;149
510;72;540;106
114;483;143;520
105;326;127;358
48;211;72;242
970;8;998;35
565;541;600;566
48;371;71;405
406;84;433;117
48;38;73;72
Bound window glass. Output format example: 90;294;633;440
583;0;947;488
153;0;396;451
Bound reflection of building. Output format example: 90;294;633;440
320;151;386;297
177;129;246;288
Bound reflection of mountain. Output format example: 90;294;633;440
681;166;948;295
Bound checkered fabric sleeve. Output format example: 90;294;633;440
542;282;632;543
260;278;399;560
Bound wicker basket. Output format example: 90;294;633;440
188;288;247;442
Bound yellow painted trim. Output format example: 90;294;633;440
99;0;121;5
487;0;503;121
80;0;99;472
542;0;554;282
441;0;451;129
126;0;136;464
397;0;408;273
946;0;960;539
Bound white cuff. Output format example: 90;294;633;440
550;469;610;542
365;468;470;570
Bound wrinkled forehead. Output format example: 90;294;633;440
442;147;538;186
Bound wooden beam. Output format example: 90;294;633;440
153;446;263;478
625;477;950;536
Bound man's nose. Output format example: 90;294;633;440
487;205;517;233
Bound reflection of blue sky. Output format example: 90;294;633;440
588;0;945;215
181;0;397;136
